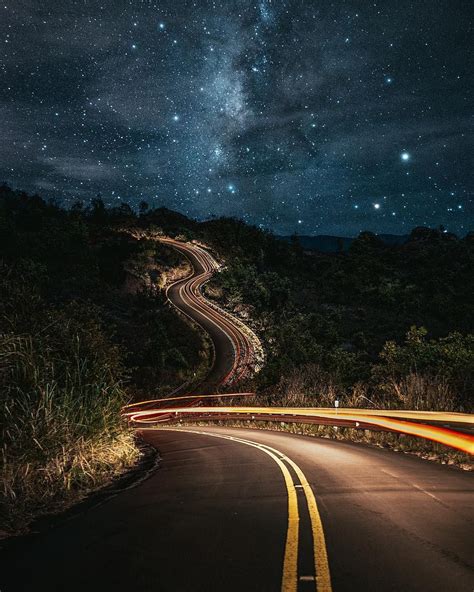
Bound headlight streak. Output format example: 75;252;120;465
124;236;473;456
125;405;474;454
160;237;262;386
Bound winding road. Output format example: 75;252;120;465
1;239;473;592
160;237;260;391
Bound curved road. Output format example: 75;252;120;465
1;239;473;592
1;427;472;591
161;238;258;391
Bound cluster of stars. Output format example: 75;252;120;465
0;1;470;236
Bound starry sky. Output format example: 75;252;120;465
1;1;472;236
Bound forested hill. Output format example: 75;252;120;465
1;185;473;414
279;233;409;252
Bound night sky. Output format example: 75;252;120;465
1;1;472;236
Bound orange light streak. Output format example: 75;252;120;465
125;405;474;454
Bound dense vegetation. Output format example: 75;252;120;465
116;198;473;411
132;209;473;411
0;186;206;531
197;219;473;411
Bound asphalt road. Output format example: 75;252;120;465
162;238;255;391
1;427;472;592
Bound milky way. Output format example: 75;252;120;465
0;1;472;235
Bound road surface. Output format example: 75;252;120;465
1;427;472;591
161;238;258;391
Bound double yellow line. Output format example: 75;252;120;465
162;428;332;592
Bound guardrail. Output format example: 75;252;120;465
124;403;474;454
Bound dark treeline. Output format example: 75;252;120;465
2;185;473;413
197;218;474;410
0;188;474;405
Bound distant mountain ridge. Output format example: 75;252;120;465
279;233;409;252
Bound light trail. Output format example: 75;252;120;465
161;238;259;386
127;405;474;454
125;237;473;456
123;392;255;412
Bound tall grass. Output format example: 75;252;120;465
263;363;460;411
0;327;138;534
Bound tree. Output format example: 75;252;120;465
89;195;106;225
139;201;149;216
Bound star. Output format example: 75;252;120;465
0;0;468;237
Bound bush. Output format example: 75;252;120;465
373;327;474;408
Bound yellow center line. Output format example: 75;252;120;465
155;427;332;592
256;443;333;592
218;434;333;592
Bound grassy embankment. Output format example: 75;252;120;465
0;188;208;534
